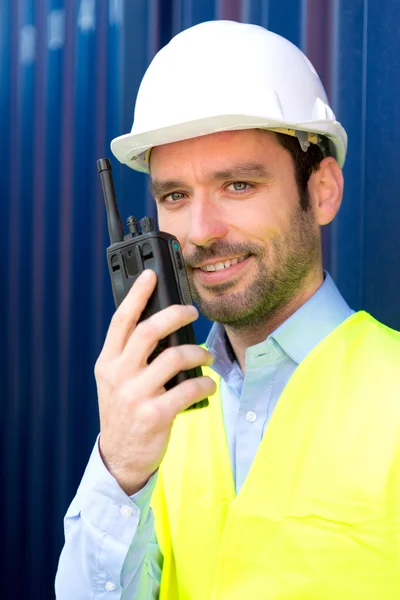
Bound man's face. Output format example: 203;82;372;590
150;130;321;329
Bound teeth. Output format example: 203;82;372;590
225;259;238;268
200;256;247;272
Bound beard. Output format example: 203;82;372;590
184;206;321;330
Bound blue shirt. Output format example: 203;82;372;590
55;273;353;599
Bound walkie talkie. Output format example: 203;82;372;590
97;158;208;410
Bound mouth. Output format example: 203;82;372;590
193;254;252;285
197;255;249;272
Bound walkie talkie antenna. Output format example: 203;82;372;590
97;158;125;244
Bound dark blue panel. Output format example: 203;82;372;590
329;0;365;310
4;0;36;597
68;0;98;484
1;0;21;592
99;0;123;354
41;1;74;595
0;2;10;582
158;0;175;47
189;0;217;26
0;4;11;552
268;0;302;46
56;0;77;554
362;0;400;328
26;0;51;593
43;7;66;594
172;0;216;31
119;0;150;223
0;1;11;303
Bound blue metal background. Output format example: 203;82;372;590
1;1;399;597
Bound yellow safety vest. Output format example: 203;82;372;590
151;311;400;599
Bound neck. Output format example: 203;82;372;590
225;269;324;372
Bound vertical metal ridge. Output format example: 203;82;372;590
0;1;11;558
93;0;108;361
303;0;334;270
29;0;47;590
217;0;242;20
4;0;22;591
304;0;333;101
359;0;368;308
57;0;75;515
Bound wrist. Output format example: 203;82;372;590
98;441;153;495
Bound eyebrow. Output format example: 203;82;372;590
209;162;272;181
150;179;188;198
150;162;272;198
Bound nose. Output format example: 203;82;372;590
187;195;229;247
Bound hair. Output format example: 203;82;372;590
270;131;325;211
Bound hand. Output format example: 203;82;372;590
95;269;216;495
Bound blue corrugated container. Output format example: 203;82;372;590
1;1;400;597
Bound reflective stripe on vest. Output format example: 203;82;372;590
151;311;400;599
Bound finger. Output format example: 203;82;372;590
101;270;157;359
157;375;217;420
140;345;214;390
123;303;199;366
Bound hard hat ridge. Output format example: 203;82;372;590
111;20;347;172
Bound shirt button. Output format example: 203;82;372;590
246;410;257;423
120;504;133;517
105;581;115;591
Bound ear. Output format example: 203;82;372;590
308;157;344;226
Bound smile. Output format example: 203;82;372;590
198;256;248;272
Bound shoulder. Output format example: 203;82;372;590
350;311;400;354
322;311;400;384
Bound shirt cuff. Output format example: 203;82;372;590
130;469;158;526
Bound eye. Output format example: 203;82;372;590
161;191;186;203
227;182;252;193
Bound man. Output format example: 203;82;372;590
56;21;400;600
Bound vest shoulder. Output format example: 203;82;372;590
347;312;400;353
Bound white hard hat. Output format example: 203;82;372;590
111;20;347;172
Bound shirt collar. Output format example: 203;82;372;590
205;272;354;373
205;320;235;379
270;272;354;364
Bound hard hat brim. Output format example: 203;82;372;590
110;114;347;173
